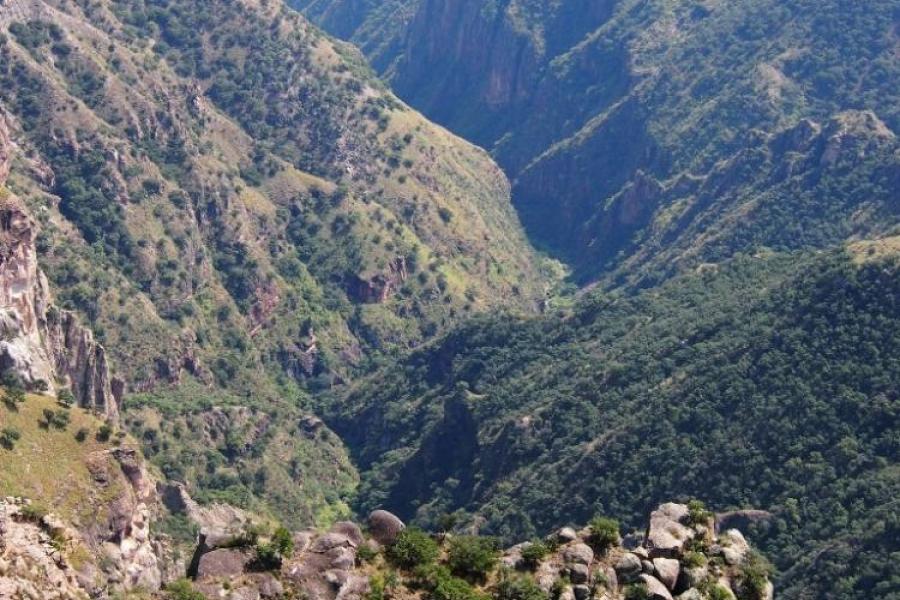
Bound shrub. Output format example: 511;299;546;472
96;423;113;442
735;551;772;600
587;517;619;551
0;427;21;449
623;584;651;600
447;535;500;581
494;571;547;600
682;551;707;569
416;564;487;600
706;584;734;600
520;540;550;570
687;500;711;526
74;427;90;442
357;543;379;563
21;503;48;522
272;525;294;557
57;388;75;408
166;578;207;600
3;386;26;409
387;527;439;569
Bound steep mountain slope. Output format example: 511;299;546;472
0;0;547;525
294;0;900;282
323;247;900;599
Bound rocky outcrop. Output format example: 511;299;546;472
346;257;408;304
158;501;773;600
645;503;696;558
0;449;169;597
0;115;119;420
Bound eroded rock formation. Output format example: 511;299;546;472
0;113;119;420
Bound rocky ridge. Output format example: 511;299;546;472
182;502;772;600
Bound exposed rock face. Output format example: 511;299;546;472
0;115;119;420
84;447;166;592
645;503;695;558
346;257;408;304
0;500;88;600
714;509;774;535
0;448;168;597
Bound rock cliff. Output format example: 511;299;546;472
0;114;119;420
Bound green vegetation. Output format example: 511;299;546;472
0;427;20;450
494;572;547;600
166;578;208;600
447;536;500;581
623;585;651;600
587;517;619;552
0;392;131;524
519;541;549;570
388;528;440;569
0;0;546;532
325;250;900;599
299;0;900;285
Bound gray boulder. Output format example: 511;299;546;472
573;584;592;600
330;522;365;547
557;527;579;543
614;553;643;583
652;558;680;591
196;548;252;579
645;504;694;558
639;574;674;600
569;563;590;584
367;510;405;546
563;543;594;565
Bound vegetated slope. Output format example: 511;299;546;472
324;247;900;599
294;0;900;283
0;0;545;526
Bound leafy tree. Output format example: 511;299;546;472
387;528;439;569
447;535;500;581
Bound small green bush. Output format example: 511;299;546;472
166;578;207;600
706;584;734;600
416;563;487;600
358;543;379;563
623;584;651;600
96;423;113;442
682;551;708;569
0;427;21;450
272;525;294;557
520;540;550;570
388;528;439;569
447;535;500;581
588;517;619;551
735;551;772;600
494;571;547;600
687;500;711;526
57;388;75;408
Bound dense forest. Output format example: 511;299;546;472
326;248;900;599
